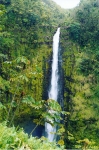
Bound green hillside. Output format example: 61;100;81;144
0;0;99;149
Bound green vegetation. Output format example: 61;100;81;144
60;0;99;148
0;0;65;149
0;0;99;149
0;122;64;150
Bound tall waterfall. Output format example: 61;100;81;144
45;28;60;142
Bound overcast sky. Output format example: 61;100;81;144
52;0;80;9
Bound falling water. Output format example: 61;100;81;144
45;28;60;142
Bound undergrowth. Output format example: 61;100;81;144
0;122;64;150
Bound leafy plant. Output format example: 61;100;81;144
0;122;64;150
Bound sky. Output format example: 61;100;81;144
52;0;80;9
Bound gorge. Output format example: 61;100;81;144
0;0;99;149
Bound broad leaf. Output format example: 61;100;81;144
47;99;62;112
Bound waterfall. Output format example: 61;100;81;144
45;28;60;142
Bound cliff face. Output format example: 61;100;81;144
1;0;99;148
60;0;99;146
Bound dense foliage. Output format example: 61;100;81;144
60;0;99;148
0;122;64;150
0;0;99;149
0;0;66;149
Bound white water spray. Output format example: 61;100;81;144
45;28;60;142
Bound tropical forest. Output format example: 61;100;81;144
0;0;99;149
